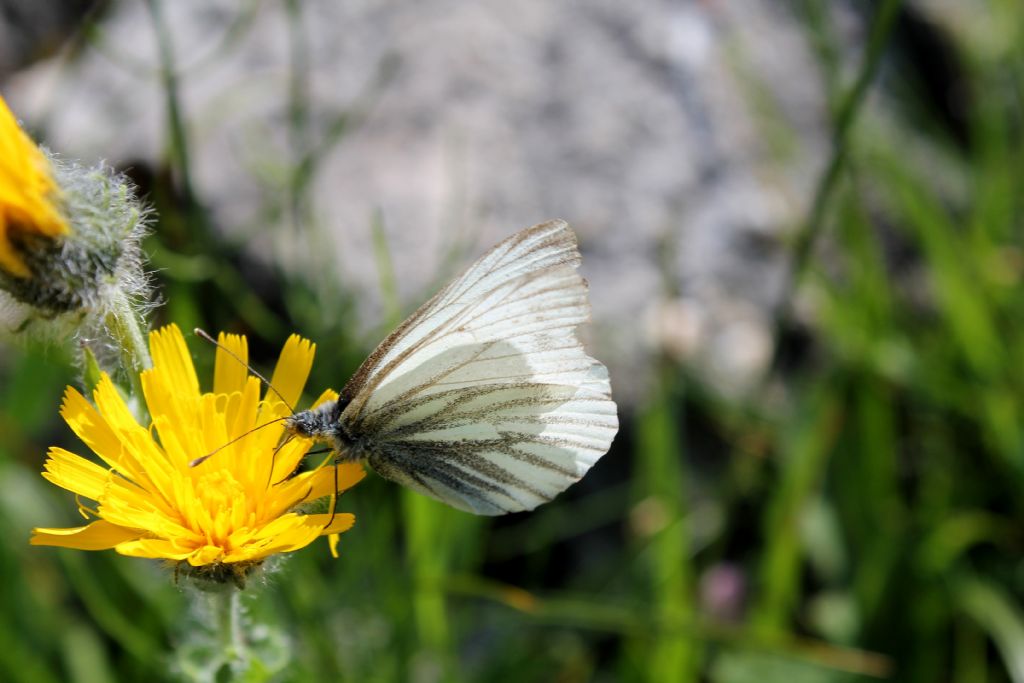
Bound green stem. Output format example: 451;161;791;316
634;370;699;682
768;0;903;371
403;491;452;666
144;0;205;233
213;589;248;674
795;0;903;272
104;292;150;408
285;0;312;250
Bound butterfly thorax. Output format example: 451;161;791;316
284;398;360;462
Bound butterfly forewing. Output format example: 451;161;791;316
340;221;581;405
340;220;617;514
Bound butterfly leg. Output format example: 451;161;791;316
266;435;295;489
324;458;340;531
271;445;334;487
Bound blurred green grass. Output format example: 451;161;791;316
2;1;1024;681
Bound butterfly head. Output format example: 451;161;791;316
284;399;348;447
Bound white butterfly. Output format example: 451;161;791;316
285;220;618;515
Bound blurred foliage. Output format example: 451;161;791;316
2;0;1024;681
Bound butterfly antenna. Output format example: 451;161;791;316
189;416;290;467
194;328;296;414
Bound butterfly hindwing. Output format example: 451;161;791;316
339;220;617;514
365;375;615;514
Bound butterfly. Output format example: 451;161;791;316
284;220;618;515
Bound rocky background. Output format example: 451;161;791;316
1;0;870;402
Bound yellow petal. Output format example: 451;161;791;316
60;385;127;470
30;520;142;549
40;447;110;500
311;388;339;408
304;512;356;536
148;325;200;398
230;516;323;560
266;435;314;489
93;375;173;490
291;462;366;503
0;95;69;278
98;491;196;542
0;223;27;276
214;332;249;396
223;378;262;443
116;538;195;561
188;545;227;566
268;335;316;413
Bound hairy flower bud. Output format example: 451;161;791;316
0;96;151;373
1;159;149;316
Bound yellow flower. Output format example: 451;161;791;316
31;324;364;583
0;94;69;278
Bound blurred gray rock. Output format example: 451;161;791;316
4;0;857;402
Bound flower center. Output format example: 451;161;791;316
191;469;254;549
196;469;247;512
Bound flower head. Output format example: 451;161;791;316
31;324;364;585
0;96;149;361
0;94;69;278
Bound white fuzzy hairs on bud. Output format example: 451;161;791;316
0;155;154;375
